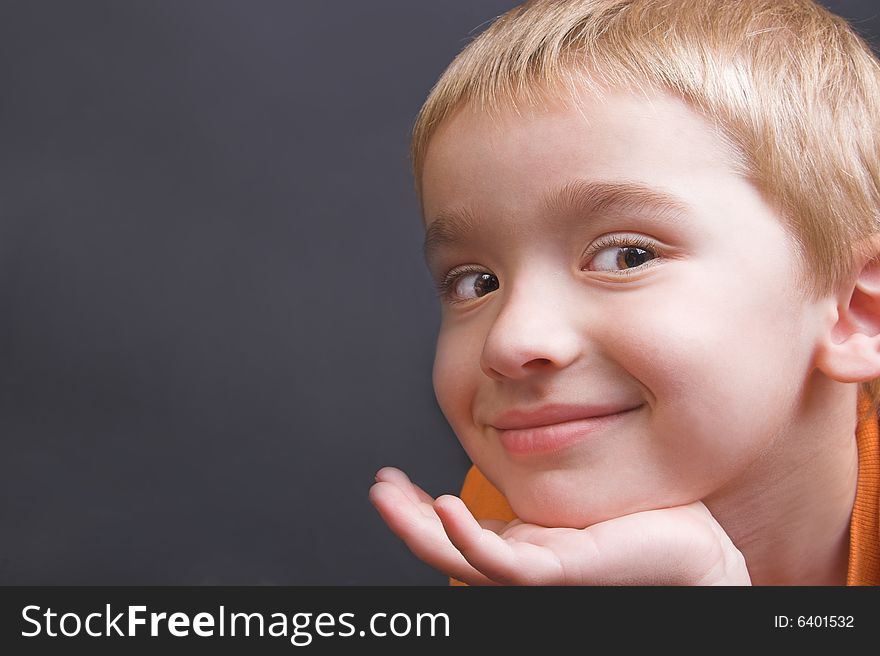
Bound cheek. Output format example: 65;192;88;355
610;272;806;466
432;324;481;424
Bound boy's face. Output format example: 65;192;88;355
421;84;831;528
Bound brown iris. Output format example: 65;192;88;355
473;273;499;297
620;247;654;270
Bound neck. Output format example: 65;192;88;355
703;375;860;586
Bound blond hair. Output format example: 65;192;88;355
411;0;880;414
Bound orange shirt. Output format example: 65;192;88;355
452;390;880;585
849;390;880;584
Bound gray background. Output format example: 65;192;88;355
0;1;877;585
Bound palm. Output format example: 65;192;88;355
369;467;749;585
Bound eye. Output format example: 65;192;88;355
585;235;661;274
436;267;499;303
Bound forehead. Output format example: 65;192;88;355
420;86;747;228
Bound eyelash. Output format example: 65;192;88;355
435;234;662;303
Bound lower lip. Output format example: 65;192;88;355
495;406;642;456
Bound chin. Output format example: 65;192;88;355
502;476;628;529
513;503;598;529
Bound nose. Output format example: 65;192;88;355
479;277;584;381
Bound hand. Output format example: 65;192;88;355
369;467;751;585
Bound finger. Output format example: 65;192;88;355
477;519;508;533
375;470;509;534
374;467;435;506
369;482;497;586
433;495;563;585
679;501;751;585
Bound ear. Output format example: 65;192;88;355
815;235;880;383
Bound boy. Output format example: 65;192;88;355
369;0;880;585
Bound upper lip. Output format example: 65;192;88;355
490;403;642;430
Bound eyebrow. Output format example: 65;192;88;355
422;179;692;265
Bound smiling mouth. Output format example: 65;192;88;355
493;405;643;456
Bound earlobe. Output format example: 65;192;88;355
815;241;880;383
